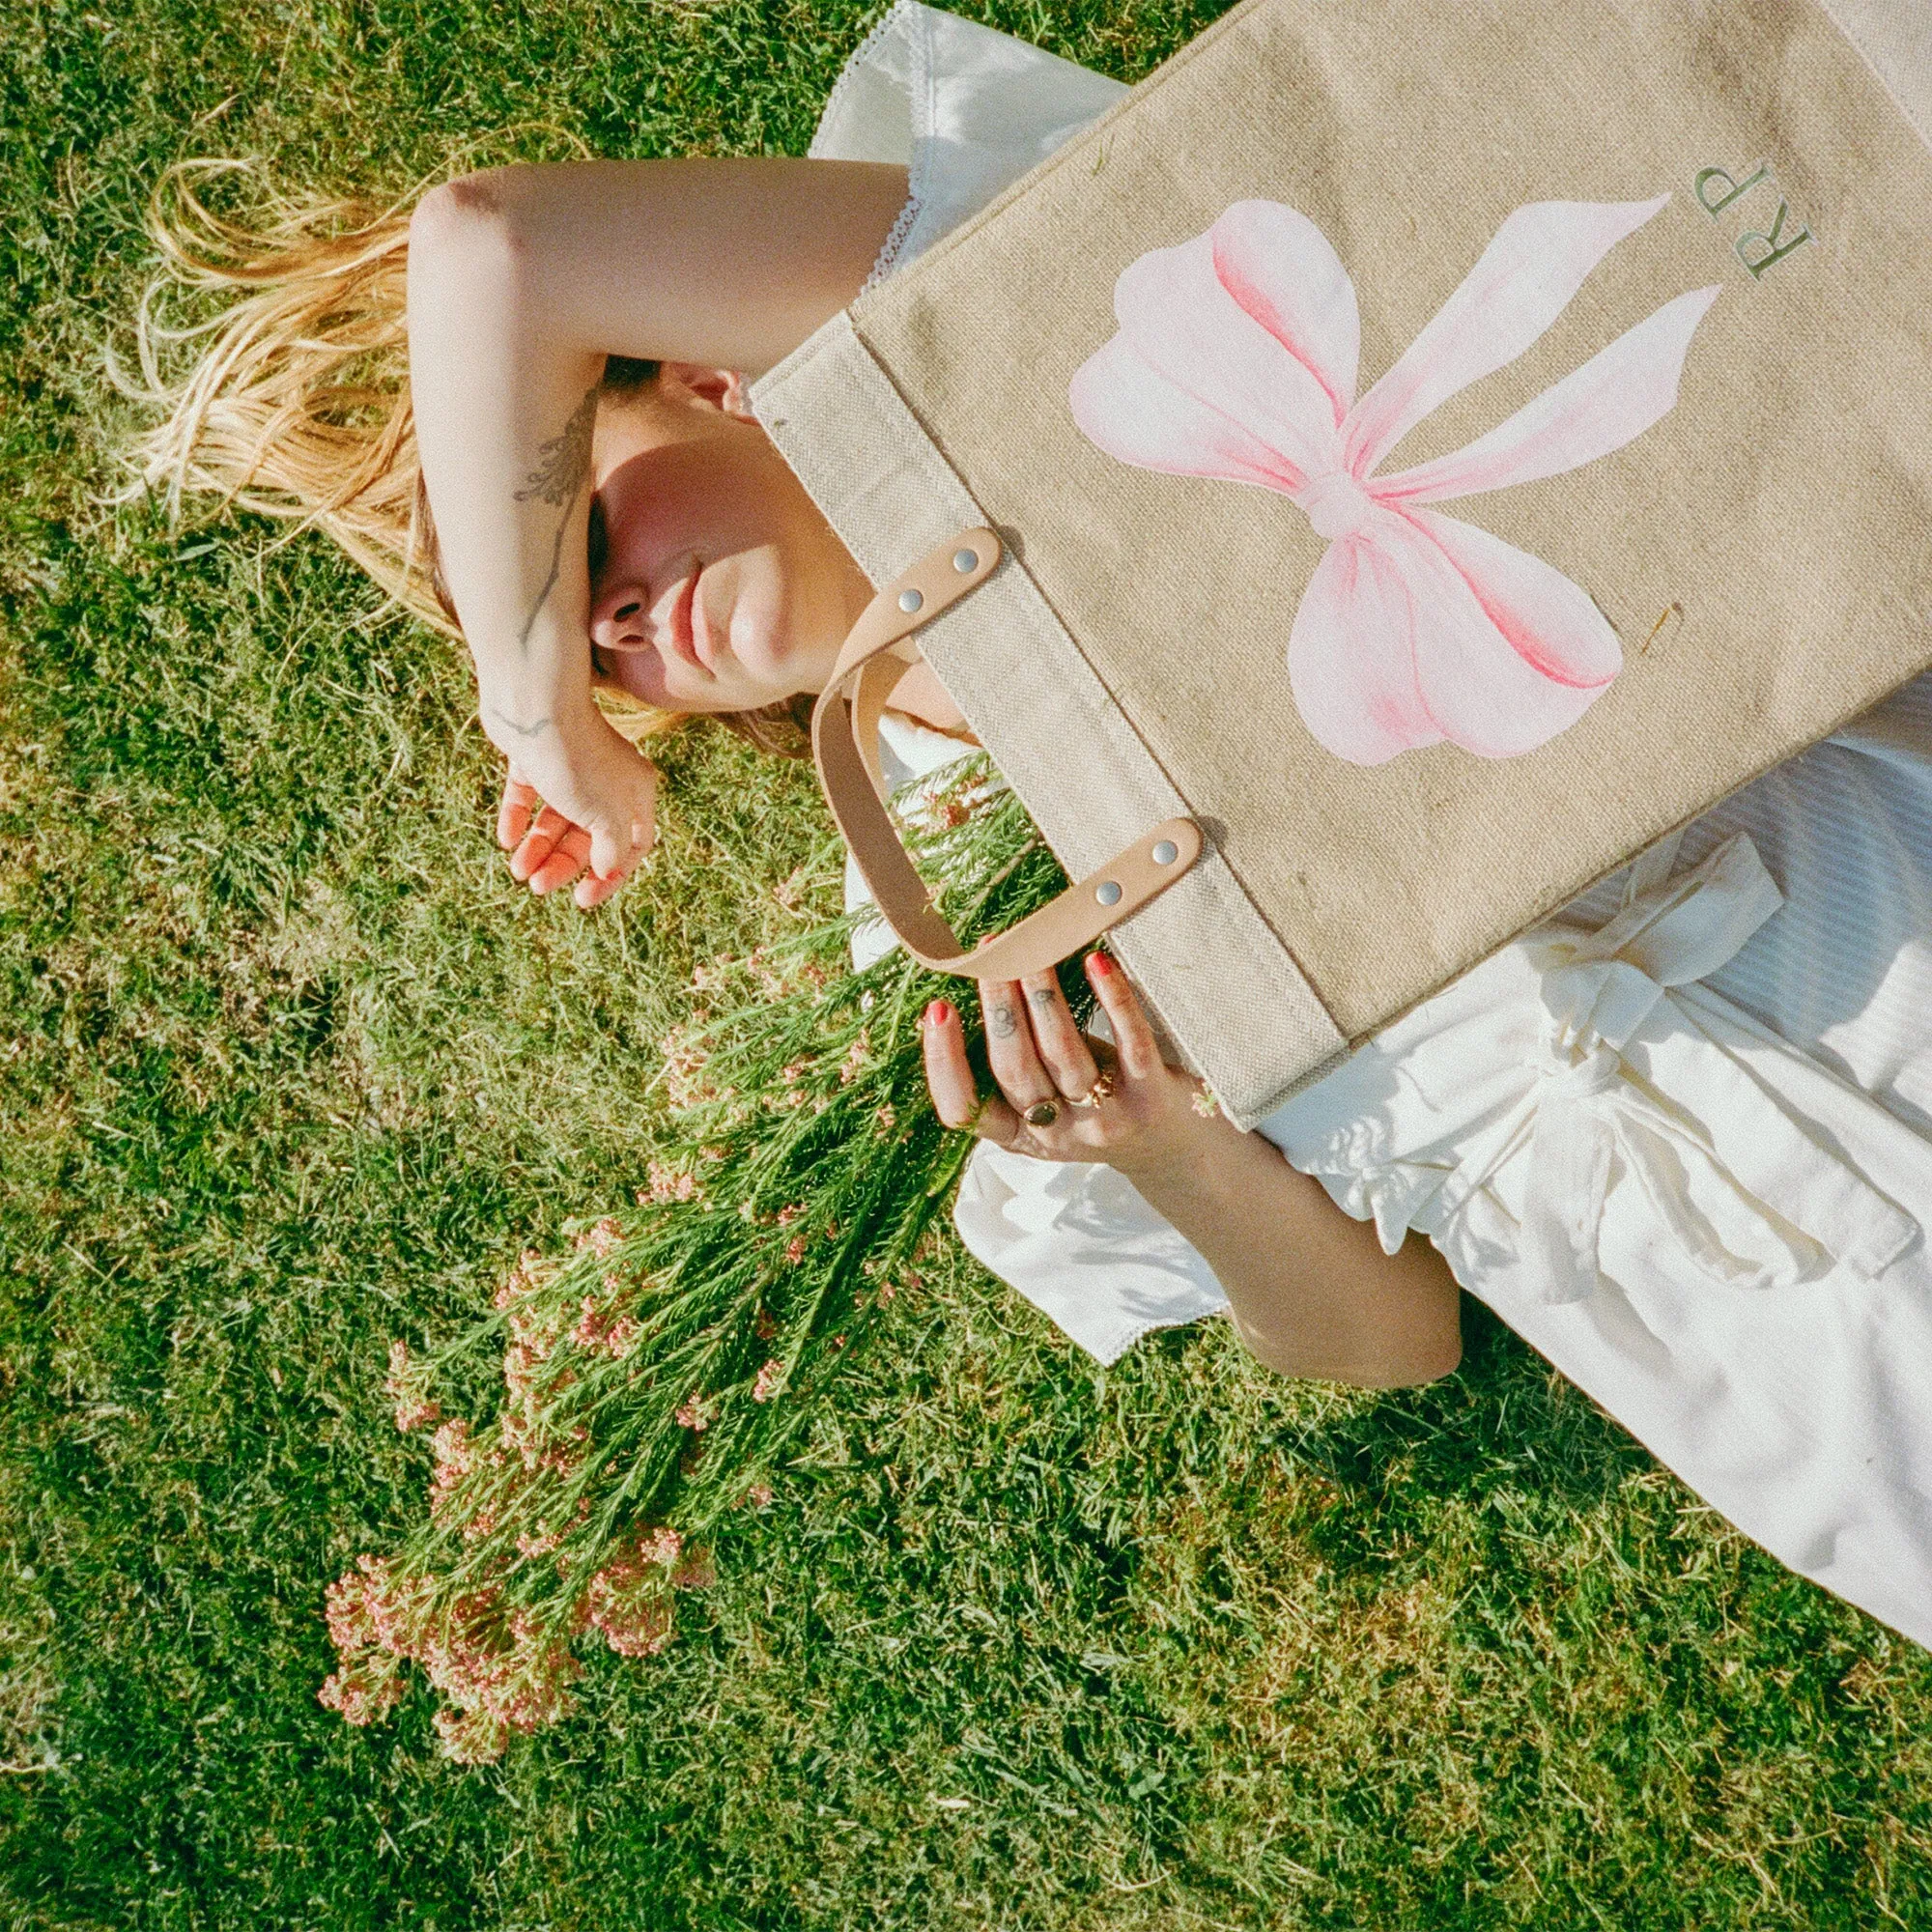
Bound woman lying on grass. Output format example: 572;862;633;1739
133;2;1932;1646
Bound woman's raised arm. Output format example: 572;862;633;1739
405;158;908;902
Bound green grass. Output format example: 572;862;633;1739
5;0;1932;1924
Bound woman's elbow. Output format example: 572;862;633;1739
1230;1301;1463;1389
1349;1327;1463;1389
409;170;534;284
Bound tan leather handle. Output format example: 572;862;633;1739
810;526;1202;980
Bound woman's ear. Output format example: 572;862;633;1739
659;362;757;421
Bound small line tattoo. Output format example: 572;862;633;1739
988;1004;1019;1038
487;707;553;740
512;385;599;654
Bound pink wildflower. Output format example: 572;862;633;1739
581;1534;685;1659
660;1023;720;1109
674;1393;710;1433
318;1653;406;1727
784;1235;808;1265
670;1551;718;1591
322;1557;584;1761
428;1418;475;1520
434;1704;512;1766
752;1359;785;1403
572;1293;640;1359
384;1340;441;1434
639;1526;683;1566
745;1483;775;1509
641;1159;699;1205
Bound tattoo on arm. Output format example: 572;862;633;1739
512;385;599;654
988;1003;1019;1039
487;707;553;741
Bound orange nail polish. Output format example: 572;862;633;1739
1087;952;1114;977
925;999;952;1027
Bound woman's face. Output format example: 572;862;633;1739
587;367;870;714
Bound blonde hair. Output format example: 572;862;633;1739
120;159;812;756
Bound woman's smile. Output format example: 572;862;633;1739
664;566;711;674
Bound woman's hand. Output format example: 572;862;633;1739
922;951;1217;1187
923;948;1464;1387
493;713;658;911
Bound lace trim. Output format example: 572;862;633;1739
808;0;919;158
862;189;923;293
1096;1304;1234;1366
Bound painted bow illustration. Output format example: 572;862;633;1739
1067;196;1719;765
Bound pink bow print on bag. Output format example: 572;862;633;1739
1068;196;1719;765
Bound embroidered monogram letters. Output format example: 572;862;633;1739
1694;160;1813;279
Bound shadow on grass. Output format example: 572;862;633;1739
1191;1294;1656;1580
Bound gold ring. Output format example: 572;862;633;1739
1067;1070;1118;1109
1023;1099;1061;1127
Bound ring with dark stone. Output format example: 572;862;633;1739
1023;1099;1061;1128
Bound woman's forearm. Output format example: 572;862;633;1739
1120;1119;1463;1387
406;183;607;760
404;159;908;762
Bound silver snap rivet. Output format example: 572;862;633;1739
952;548;980;574
1095;880;1123;907
1151;839;1179;867
897;587;924;613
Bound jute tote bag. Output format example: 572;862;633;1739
754;0;1932;1127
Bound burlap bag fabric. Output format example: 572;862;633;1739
754;0;1932;1128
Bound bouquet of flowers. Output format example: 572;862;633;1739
322;761;1068;1761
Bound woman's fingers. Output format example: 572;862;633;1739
573;864;632;911
1086;951;1161;1079
1020;970;1099;1098
980;978;1058;1107
923;999;1020;1144
497;768;539;852
509;804;570;883
526;823;594;895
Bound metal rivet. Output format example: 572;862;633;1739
1094;880;1123;907
897;587;924;613
952;548;980;574
1151;839;1179;867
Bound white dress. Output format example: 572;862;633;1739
815;4;1932;1648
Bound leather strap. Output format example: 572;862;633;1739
810;526;1203;980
